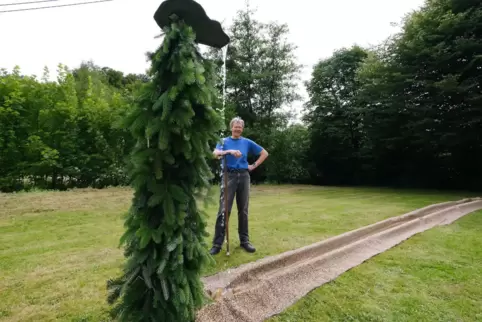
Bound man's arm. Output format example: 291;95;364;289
213;149;242;159
213;148;229;159
213;148;224;159
248;139;269;171
250;148;269;170
213;139;226;159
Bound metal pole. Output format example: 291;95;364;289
223;154;230;256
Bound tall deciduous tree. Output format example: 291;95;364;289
0;63;137;191
304;0;482;189
354;43;411;184
391;0;482;188
257;21;302;130
206;1;302;129
304;46;368;184
223;2;266;128
206;1;303;182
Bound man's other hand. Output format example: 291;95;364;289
228;150;242;158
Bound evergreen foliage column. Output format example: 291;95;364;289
106;17;223;322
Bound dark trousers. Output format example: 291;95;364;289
212;169;250;248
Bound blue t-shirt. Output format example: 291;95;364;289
216;137;263;169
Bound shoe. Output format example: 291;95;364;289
209;246;221;255
241;242;256;253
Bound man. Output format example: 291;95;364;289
210;117;269;255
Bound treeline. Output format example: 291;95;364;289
1;0;481;192
205;4;308;184
303;0;482;190
211;0;482;190
0;63;146;191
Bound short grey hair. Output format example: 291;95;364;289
230;116;244;128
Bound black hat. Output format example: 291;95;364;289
154;0;230;49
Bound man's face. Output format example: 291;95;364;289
231;122;243;138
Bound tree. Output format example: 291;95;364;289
264;124;310;183
304;46;368;184
206;2;303;183
390;0;482;189
257;21;302;130
206;1;302;130
354;41;414;185
349;0;482;189
106;18;223;321
222;2;266;128
39;64;79;189
0;66;31;191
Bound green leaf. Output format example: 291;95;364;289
160;93;173;120
196;74;206;85
136;249;149;263
186;244;194;260
169;184;188;203
156;258;167;276
139;231;151;249
163;152;175;165
158;126;169;150
186;59;195;71
125;266;141;286
152;229;162;243
182;275;188;287
142;265;153;289
152;94;164;111
195;62;205;74
163;194;175;217
153;291;161;309
166;239;177;252
185;72;196;85
179;288;186;304
147;194;165;207
154;167;163;180
118;228;135;248
168;86;179;101
161;278;169;300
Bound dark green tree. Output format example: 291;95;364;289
204;2;303;183
304;46;368;184
390;0;482;189
106;18;223;321
354;44;411;185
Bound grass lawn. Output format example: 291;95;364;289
0;185;479;321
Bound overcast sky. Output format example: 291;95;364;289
0;0;425;105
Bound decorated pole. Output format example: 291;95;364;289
106;0;230;321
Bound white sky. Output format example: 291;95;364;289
0;0;425;108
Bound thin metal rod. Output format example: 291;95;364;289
223;155;230;255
